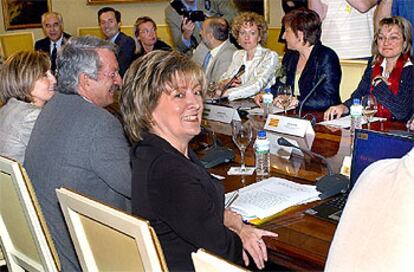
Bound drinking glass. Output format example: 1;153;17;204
361;95;378;129
406;114;414;132
232;121;252;173
276;84;292;115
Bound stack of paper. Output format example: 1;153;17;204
319;115;386;128
225;177;320;222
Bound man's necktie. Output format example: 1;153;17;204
51;43;57;74
202;51;212;71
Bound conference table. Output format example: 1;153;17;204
106;99;407;271
194;110;407;271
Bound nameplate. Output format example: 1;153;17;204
264;114;315;139
203;104;241;124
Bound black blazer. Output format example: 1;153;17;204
344;58;414;121
114;32;136;76
272;42;342;111
131;133;242;271
34;32;71;54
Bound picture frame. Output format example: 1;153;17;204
2;0;52;30
87;0;166;4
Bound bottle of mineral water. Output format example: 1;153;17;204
350;98;363;139
262;89;274;117
255;130;271;177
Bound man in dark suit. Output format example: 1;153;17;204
98;7;136;76
24;36;131;271
34;12;71;74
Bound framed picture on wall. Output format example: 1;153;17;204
2;0;52;30
87;0;166;4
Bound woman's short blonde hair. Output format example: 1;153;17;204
0;50;50;104
120;50;207;143
372;16;413;59
231;12;268;46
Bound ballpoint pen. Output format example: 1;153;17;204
225;190;239;208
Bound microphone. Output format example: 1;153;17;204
277;137;349;199
297;74;326;119
199;127;235;168
223;65;246;90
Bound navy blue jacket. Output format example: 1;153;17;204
114;32;136;76
272;42;342;111
344;58;414;121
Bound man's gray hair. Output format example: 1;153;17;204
41;12;63;25
57;36;116;94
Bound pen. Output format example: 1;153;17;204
225;191;239;208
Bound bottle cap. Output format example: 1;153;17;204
353;98;361;105
258;130;266;137
264;88;271;93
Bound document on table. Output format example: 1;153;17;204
248;105;295;116
225;177;320;221
319;115;386;128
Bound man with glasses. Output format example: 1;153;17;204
98;6;135;76
24;36;131;271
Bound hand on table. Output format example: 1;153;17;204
324;104;349;121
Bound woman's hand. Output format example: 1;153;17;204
224;209;278;270
371;75;390;87
324;104;349;121
239;224;278;269
254;93;264;107
273;95;298;109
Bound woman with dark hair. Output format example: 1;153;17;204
255;8;341;111
325;16;414;121
133;16;171;59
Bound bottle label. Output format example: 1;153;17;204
263;93;273;104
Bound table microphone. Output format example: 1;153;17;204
297;74;326;119
277;137;349;199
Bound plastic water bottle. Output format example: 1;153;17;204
262;89;274;117
255;130;271;177
350;98;363;139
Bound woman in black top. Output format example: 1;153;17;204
120;50;277;271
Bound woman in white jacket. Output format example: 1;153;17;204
219;12;279;101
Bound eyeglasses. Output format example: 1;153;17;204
102;70;120;80
139;28;156;35
376;35;403;44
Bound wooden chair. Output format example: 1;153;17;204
0;32;34;60
56;187;168;271
191;248;249;272
0;249;5;267
0;155;61;271
339;59;368;102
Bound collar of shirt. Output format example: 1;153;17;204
380;56;413;75
109;31;120;44
183;0;198;11
49;35;64;53
210;40;226;59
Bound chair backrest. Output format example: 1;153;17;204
191;248;249;272
56;187;168;272
0;248;5;267
0;155;60;271
0;32;34;59
339;59;368;102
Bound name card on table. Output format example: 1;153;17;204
203;104;241;123
264;114;315;143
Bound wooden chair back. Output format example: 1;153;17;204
0;155;60;271
0;32;34;59
191;248;249;272
56;187;168;272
